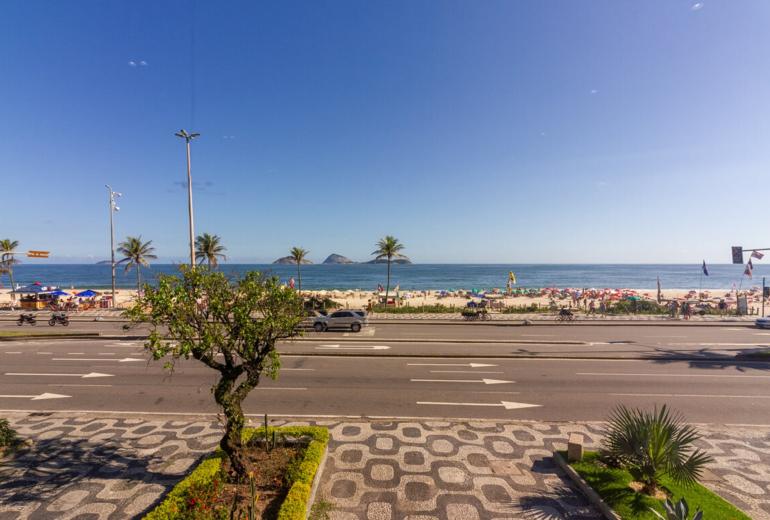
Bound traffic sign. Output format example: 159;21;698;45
732;246;743;264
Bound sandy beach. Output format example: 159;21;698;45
0;286;764;312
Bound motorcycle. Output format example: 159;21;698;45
17;313;37;326
48;312;69;327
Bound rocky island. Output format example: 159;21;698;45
322;254;356;264
272;256;313;265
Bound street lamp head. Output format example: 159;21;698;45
190;133;200;139
115;192;122;198
175;129;200;142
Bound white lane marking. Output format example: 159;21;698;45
407;363;497;368
4;352;21;355
53;357;143;363
722;328;749;331
36;352;52;355
316;345;390;350
67;352;85;355
520;334;554;337
48;384;113;388
0;393;70;400
98;353;116;356
256;387;307;391
417;400;540;410
430;370;504;374
5;372;113;379
755;333;770;336
611;393;770;399
578;372;770;379
411;378;513;385
281;368;315;371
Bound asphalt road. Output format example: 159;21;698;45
1;333;769;424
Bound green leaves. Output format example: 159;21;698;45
650;497;703;520
372;235;405;260
602;404;713;493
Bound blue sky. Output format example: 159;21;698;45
2;1;769;264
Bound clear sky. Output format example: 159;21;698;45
2;1;769;264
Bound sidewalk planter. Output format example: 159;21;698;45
144;426;329;520
555;451;750;520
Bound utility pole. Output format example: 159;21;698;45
175;129;200;267
105;186;121;308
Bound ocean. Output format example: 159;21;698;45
3;264;768;291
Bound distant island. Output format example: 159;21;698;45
95;260;112;265
366;257;412;265
323;254;355;264
272;256;313;265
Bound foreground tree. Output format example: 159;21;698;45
126;268;303;479
0;239;20;298
289;246;308;292
195;233;227;268
117;236;157;291
602;404;712;494
371;235;405;307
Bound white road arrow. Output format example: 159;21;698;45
5;372;113;379
52;358;143;363
411;378;513;385
315;345;390;350
417;400;540;410
407;363;498;368
0;393;71;401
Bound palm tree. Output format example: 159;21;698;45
195;233;227;268
0;239;20;300
602;404;713;495
290;247;309;292
117;236;157;291
371;236;405;307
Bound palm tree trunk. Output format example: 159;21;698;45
8;268;15;301
385;256;391;307
297;264;302;293
136;266;141;292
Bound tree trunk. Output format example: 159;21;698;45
213;367;260;481
8;268;15;302
136;266;141;292
297;264;302;293
385;256;391;308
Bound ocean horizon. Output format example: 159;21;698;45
2;263;768;291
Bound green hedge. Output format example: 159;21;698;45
144;426;329;520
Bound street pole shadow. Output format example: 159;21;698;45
647;347;770;372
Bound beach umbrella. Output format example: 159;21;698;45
50;290;69;297
76;290;99;298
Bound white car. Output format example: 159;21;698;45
756;317;770;329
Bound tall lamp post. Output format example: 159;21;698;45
175;129;200;267
105;185;121;308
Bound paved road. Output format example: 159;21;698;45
1;336;769;423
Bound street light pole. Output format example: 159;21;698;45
175;129;200;267
105;186;121;308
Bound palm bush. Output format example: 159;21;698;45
0;418;18;448
651;498;703;520
602;405;713;495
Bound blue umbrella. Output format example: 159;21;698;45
76;290;98;298
50;290;70;297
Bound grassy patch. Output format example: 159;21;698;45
144;426;328;520
569;452;749;520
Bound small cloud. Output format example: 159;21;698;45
590;89;599;94
691;2;704;10
596;181;608;187
222;135;236;140
540;131;547;137
139;60;148;66
128;60;137;67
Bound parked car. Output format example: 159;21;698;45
313;310;368;332
756;316;770;329
299;310;328;330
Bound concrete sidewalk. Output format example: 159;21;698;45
0;413;768;519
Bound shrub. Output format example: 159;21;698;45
602;405;713;495
651;498;703;520
0;419;18;449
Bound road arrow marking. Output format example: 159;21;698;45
5;372;114;379
407;363;498;368
417;400;540;410
53;358;143;363
411;378;513;385
0;393;71;401
315;345;390;350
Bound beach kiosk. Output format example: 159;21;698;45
13;283;58;310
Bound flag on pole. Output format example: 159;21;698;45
745;259;754;279
752;250;765;260
289;277;295;289
701;260;709;276
377;284;384;292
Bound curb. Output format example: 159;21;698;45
307;442;329;518
0;333;101;341
553;451;620;520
